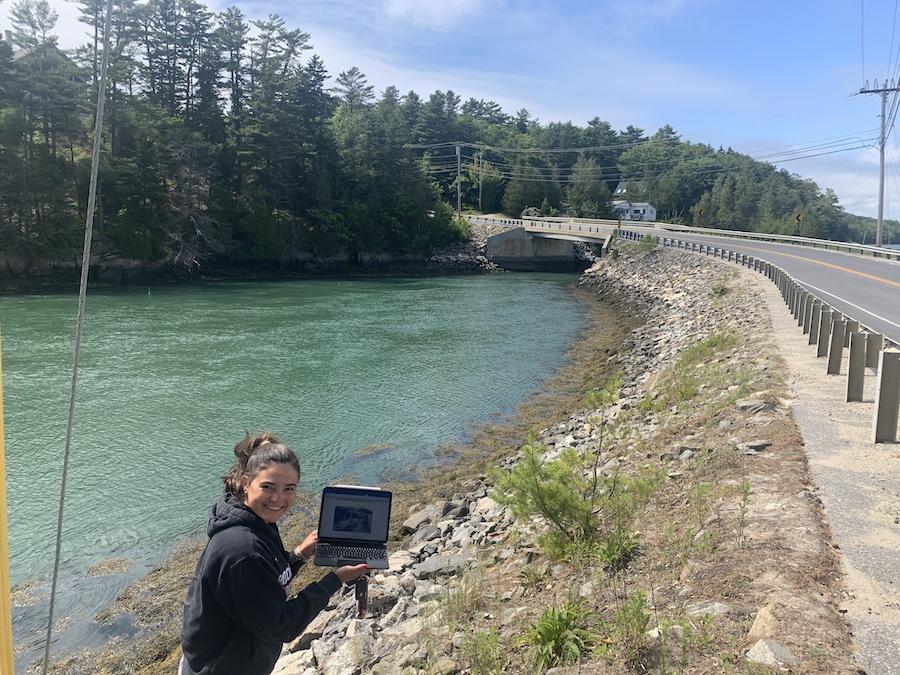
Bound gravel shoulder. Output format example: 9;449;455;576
753;266;900;674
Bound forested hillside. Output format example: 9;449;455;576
0;0;896;278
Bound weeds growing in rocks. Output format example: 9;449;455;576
526;601;596;670
441;569;485;631
461;628;505;674
737;479;752;547
611;592;651;666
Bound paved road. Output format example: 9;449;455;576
626;229;900;345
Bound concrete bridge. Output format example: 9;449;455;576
468;216;617;271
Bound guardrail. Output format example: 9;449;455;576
469;214;900;260
618;229;900;443
563;215;900;261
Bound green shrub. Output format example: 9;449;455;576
526;602;595;670
598;526;639;572
636;233;659;253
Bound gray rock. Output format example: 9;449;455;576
735;398;775;413
431;656;460;674
345;618;375;638
380;595;410;626
747;605;779;641
472;496;500;516
401;505;438;534
444;505;469;519
380;616;423;640
746;639;799;667
685;600;730;617
408;524;440;545
271;648;316;674
499;606;528;625
320;634;375;675
412;580;443;602
411;553;471;579
744;439;773;450
286;608;333;652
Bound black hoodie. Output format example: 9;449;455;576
181;493;342;675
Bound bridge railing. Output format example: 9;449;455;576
468;214;900;260
616;229;900;443
589;217;900;261
465;214;615;240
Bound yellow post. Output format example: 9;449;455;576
0;328;14;674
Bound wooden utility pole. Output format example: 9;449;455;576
858;80;900;246
478;152;483;212
456;142;461;216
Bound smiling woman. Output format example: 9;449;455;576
180;432;367;675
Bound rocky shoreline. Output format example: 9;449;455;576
263;244;856;674
0;220;599;293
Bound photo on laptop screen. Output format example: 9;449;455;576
333;506;373;534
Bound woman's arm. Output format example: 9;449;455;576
223;556;342;644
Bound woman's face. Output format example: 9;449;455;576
241;463;299;524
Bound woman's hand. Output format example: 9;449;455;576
295;530;318;559
335;563;368;583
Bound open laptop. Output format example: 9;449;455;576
313;485;392;569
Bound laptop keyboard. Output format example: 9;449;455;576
317;544;387;561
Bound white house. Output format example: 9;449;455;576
612;200;657;222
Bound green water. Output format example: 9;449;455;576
1;274;587;661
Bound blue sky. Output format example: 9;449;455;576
4;0;900;220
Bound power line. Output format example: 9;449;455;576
420;135;878;183
862;0;866;82
424;141;875;185
466;133;876;172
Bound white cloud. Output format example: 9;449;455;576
613;0;706;20
0;0;85;49
383;0;491;29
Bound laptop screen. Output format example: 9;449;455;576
317;486;392;543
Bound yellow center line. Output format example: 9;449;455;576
701;240;900;289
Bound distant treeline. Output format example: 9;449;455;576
0;0;896;275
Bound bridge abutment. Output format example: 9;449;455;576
485;227;578;272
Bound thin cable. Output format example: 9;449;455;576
889;0;898;81
472;142;875;184
450;133;877;176
41;0;114;671
862;0;866;82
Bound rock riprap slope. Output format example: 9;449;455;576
272;245;857;674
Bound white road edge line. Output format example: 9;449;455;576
794;280;900;333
